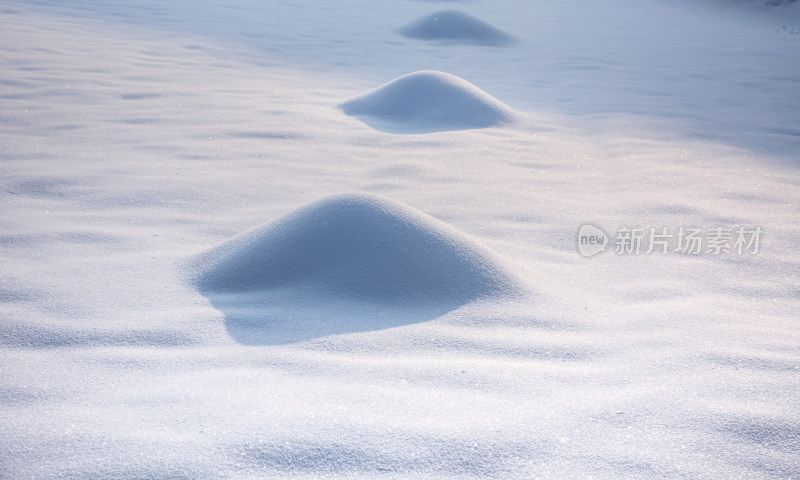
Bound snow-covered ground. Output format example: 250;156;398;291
1;0;799;478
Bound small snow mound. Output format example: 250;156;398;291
192;193;524;344
398;10;516;46
340;70;519;134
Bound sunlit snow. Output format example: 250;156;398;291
1;0;799;478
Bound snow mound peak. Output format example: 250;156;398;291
398;10;515;46
340;70;519;134
192;193;523;344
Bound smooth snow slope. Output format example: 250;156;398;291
1;0;799;478
192;193;524;344
397;10;516;46
340;70;520;133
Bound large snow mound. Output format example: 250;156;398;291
398;10;515;46
191;193;524;344
340;70;520;133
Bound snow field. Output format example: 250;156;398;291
1;0;799;478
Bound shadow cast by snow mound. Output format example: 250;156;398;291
190;193;525;345
398;10;516;46
340;70;520;134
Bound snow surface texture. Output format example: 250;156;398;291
397;10;516;46
1;0;800;478
192;193;525;345
340;70;520;133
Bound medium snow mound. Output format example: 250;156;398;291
398;10;516;46
340;70;520;133
191;193;525;344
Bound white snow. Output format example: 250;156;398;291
1;0;799;478
397;10;516;46
191;193;525;345
340;70;520;133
